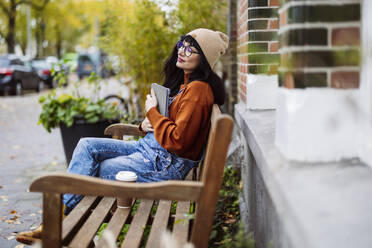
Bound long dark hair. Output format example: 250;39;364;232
162;35;225;105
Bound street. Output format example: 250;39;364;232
0;91;65;247
0;77;130;247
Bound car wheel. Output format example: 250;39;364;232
37;81;45;92
15;82;23;96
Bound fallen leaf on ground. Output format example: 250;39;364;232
10;216;19;221
10;210;17;214
0;195;8;202
13;145;21;150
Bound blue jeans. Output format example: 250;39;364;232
62;133;198;212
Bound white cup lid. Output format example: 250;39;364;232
115;171;138;181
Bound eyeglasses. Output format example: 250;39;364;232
176;40;200;57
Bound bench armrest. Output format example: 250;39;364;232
104;123;146;138
29;173;203;201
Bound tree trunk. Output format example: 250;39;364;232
40;20;46;58
55;25;62;59
35;23;41;58
6;1;16;53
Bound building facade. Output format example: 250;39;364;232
230;0;372;247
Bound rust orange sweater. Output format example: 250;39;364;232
146;74;214;160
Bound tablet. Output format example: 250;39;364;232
151;83;170;117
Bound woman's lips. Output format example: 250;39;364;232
178;57;185;62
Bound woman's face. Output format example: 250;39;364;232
176;40;201;74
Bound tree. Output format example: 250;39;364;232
28;0;93;58
0;0;49;53
99;0;177;110
172;0;227;35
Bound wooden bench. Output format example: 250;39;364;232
29;104;234;248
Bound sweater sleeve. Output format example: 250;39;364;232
146;82;212;154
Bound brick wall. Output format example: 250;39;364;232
237;0;280;104
226;0;238;114
278;0;361;89
237;0;248;103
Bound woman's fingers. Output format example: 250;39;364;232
141;117;153;132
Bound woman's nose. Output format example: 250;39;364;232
178;47;185;56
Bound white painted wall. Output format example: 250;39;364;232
275;88;359;162
359;0;372;167
246;74;278;110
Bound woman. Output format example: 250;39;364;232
16;28;229;244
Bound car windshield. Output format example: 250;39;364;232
32;60;49;68
78;55;93;64
0;59;10;67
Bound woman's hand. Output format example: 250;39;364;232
145;89;158;112
141;117;154;132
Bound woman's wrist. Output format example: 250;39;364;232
138;122;144;132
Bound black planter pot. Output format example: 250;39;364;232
59;119;119;165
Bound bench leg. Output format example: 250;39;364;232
42;193;62;248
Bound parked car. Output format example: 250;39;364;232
31;59;56;88
45;56;59;65
77;53;96;79
77;51;110;79
0;54;44;95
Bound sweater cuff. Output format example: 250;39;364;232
146;106;161;121
138;122;145;132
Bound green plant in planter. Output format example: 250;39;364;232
38;92;120;132
37;69;121;132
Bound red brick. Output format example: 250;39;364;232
240;74;246;83
280;11;286;28
269;0;279;7
330;71;360;88
285;73;295;89
269;19;279;30
239;92;247;103
281;53;288;68
269;42;279;52
332;27;360;46
240;83;247;94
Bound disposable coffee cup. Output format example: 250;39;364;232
115;171;138;208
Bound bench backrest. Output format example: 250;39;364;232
190;104;234;247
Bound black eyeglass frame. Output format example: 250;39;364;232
176;40;201;57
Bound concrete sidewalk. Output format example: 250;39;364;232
0;76;131;247
0;93;66;247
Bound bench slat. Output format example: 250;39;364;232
172;201;191;246
42;193;62;248
96;205;131;247
62;196;98;242
121;199;153;248
145;200;172;248
68;197;116;248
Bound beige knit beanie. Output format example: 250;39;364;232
187;28;229;69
